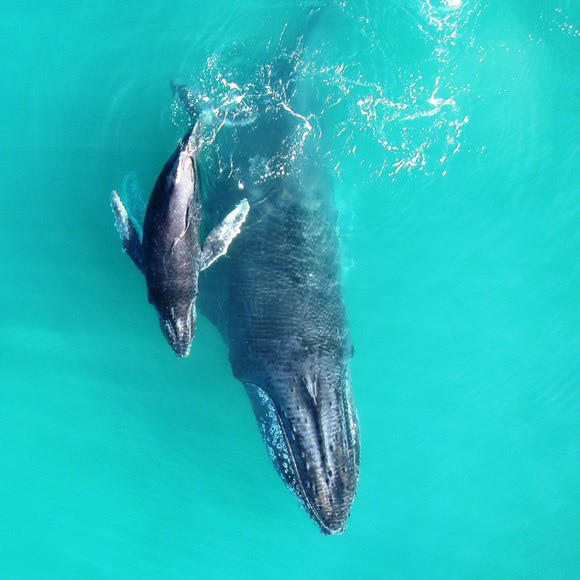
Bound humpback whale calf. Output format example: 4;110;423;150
185;39;360;534
111;126;249;357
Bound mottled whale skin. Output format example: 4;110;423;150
111;127;249;357
190;52;360;534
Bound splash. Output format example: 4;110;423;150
316;0;482;182
172;49;317;186
548;6;580;39
171;2;482;187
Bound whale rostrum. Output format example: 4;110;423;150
111;126;249;357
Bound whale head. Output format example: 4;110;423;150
244;359;360;535
156;300;197;358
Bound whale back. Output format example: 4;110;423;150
198;26;360;533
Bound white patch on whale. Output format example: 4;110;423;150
249;385;307;512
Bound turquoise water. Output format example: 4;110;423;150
1;0;579;578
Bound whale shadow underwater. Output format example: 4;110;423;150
184;34;361;535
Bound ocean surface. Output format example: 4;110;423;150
1;0;579;578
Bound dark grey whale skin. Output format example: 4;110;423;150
112;128;248;358
197;64;360;534
142;128;202;356
112;128;201;357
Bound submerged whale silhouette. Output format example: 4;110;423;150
111;126;249;357
180;39;361;534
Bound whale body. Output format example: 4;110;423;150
111;127;249;357
190;48;361;534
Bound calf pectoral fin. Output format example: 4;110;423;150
111;190;144;272
200;199;250;271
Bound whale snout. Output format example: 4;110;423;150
291;374;360;535
159;302;196;358
298;457;357;535
244;367;360;535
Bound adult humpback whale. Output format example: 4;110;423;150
111;126;249;357
188;38;360;534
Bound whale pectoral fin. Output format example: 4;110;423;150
200;198;250;271
111;190;144;272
